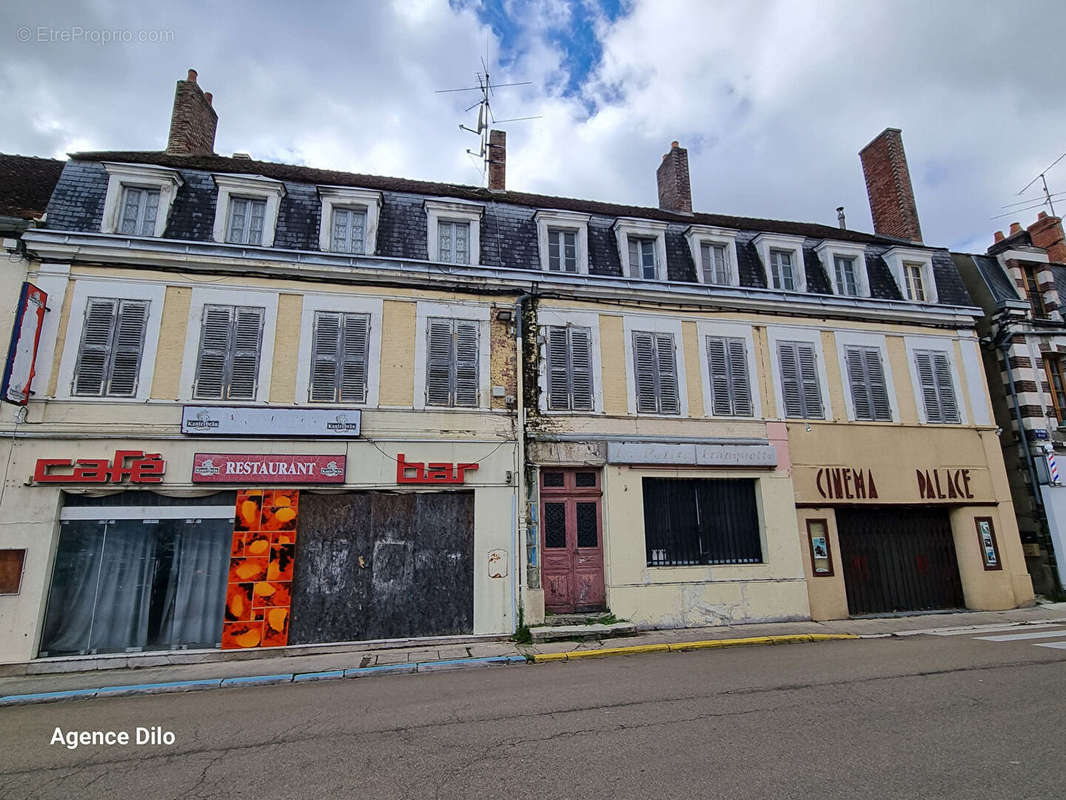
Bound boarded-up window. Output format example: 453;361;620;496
309;312;370;403
0;549;26;594
706;335;753;416
643;478;762;566
72;298;149;397
546;325;594;411
426;317;479;407
778;341;823;419
632;331;679;414
193;304;265;401
914;349;960;423
845;345;892;421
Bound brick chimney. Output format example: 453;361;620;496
166;69;218;156
859;128;923;242
656;141;692;213
1028;211;1066;262
487;129;506;191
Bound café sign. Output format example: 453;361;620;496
192;453;346;483
34;450;165;484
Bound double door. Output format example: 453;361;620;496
540;469;605;613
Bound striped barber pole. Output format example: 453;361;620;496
1048;451;1060;485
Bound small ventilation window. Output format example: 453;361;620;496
542;472;565;487
575;472;597;487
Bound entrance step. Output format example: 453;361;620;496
530;621;637;643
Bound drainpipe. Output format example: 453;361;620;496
997;332;1044;512
512;291;534;628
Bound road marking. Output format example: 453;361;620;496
908;620;1066;636
974;629;1066;642
1034;641;1066;650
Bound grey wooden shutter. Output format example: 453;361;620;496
778;342;803;417
865;347;891;421
932;352;960;423
569;327;594;411
228;307;263;400
915;351;943;422
194;305;233;399
656;333;679;414
633;332;659;413
845;346;873;420
454;320;479;406
707;336;732;415
426;318;454;405
547;326;570;410
918;350;960;423
797;342;823;418
73;299;118;396
107;300;148;396
727;338;753;416
310;311;341;402
340;313;370;402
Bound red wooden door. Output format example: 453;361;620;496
540;469;605;613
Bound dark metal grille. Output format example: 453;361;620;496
575;472;597;487
576;503;597;547
544;503;566;548
642;478;762;566
542;472;565;487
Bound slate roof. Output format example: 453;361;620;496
954;252;1020;306
41;150;975;308
0;154;65;220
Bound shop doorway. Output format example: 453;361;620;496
836;506;964;615
540;469;605;613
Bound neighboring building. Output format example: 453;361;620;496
954;214;1066;594
0;72;1035;665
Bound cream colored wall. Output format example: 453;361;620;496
378;300;416;407
151;285;191;400
886;335;919;423
598;314;627;416
795;507;848;621
269;293;303;404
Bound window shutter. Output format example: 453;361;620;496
340;313;370;403
310;312;340;402
845;346;873;420
228;307;263;400
915;351;942;422
778;342;803;417
569;327;594;411
547;326;570;410
706;336;732;415
656;333;679;414
426;318;454;405
633;332;659;413
932;352;959;423
107;300;148;397
865;348;891;421
454;320;479;406
194;305;233;399
797;343;823;419
628;238;641;279
728;338;753;416
73;299;118;396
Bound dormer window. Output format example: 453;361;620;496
904;263;926;302
815;241;870;298
630;237;658;279
425;199;483;266
882;247;938;304
835;256;859;295
1023;265;1048;318
212;174;286;248
101;162;183;239
535;210;590;274
549;229;577;272
685;225;739;286
318;186;382;255
614;218;669;281
753;233;807;293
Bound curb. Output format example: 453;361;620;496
530;633;859;663
0;655;528;707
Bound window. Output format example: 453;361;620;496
225;197;266;245
425;199;483;266
632;331;679;414
614;218;668;281
835;256;859;297
778;341;824;419
330;207;366;254
425;317;479;407
212;174;285;248
706;336;753;416
770;249;796;291
72;298;149;397
844;345;892;421
438;221;471;265
883;247;938;304
309;312;370;403
903;262;927;302
1045;355;1066;424
118;187;160;237
643;478;762;566
1024;265;1047;319
753;233;807;293
548;228;578;272
815;242;869;298
685;226;739;286
629;236;658;280
546;326;594;411
913;349;960;423
193;304;265;400
702;243;732;285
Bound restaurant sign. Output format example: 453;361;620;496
182;406;361;437
192;453;346;483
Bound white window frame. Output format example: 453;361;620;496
815;241;870;298
614;218;669;281
211;174;286;248
413;301;491;410
622;315;689;416
883;247;938;304
295;294;383;407
765;326;833;420
904;335;966;424
536;308;603;414
834;331;898;422
694;321;761;418
753;233;807;293
685;225;740;286
425;199;483;265
317;186;382;255
178;287;279;404
100;163;183;238
534;210;590;274
55;280;166;402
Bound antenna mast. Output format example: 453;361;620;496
1016;152;1066;217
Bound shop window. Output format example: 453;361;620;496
643;478;762;566
0;549;26;594
545;325;594;412
1046;355;1066;424
425;317;479;407
193;304;265;401
975;517;1002;570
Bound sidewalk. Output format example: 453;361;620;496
3;602;1064;705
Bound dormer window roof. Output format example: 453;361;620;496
815;241;870;298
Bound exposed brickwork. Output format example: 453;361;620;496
1008;355;1033;370
656;141;692;213
1014;380;1040;393
1028;212;1066;263
487;130;506;192
859;128;923;242
166;69;218;156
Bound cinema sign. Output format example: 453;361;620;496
797;464;991;504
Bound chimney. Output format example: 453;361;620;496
859;128;923;242
656;141;692;213
487;129;506;191
166;68;218;156
1028;211;1066;262
836;206;846;229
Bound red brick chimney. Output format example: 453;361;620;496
166;69;218;156
859;128;923;242
1027;211;1066;262
656;141;692;213
487;129;506;191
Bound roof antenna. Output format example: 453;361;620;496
435;61;540;186
995;152;1066;220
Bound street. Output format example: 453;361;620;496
1;627;1064;799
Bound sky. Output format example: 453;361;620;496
2;0;1065;253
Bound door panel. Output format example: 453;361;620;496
540;470;605;614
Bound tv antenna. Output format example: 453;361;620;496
995;152;1066;220
435;63;540;183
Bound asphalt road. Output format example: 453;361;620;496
1;630;1063;799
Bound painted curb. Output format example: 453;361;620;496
531;633;859;663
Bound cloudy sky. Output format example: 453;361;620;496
2;0;1065;252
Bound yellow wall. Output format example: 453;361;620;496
379;300;416;407
150;285;191;400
